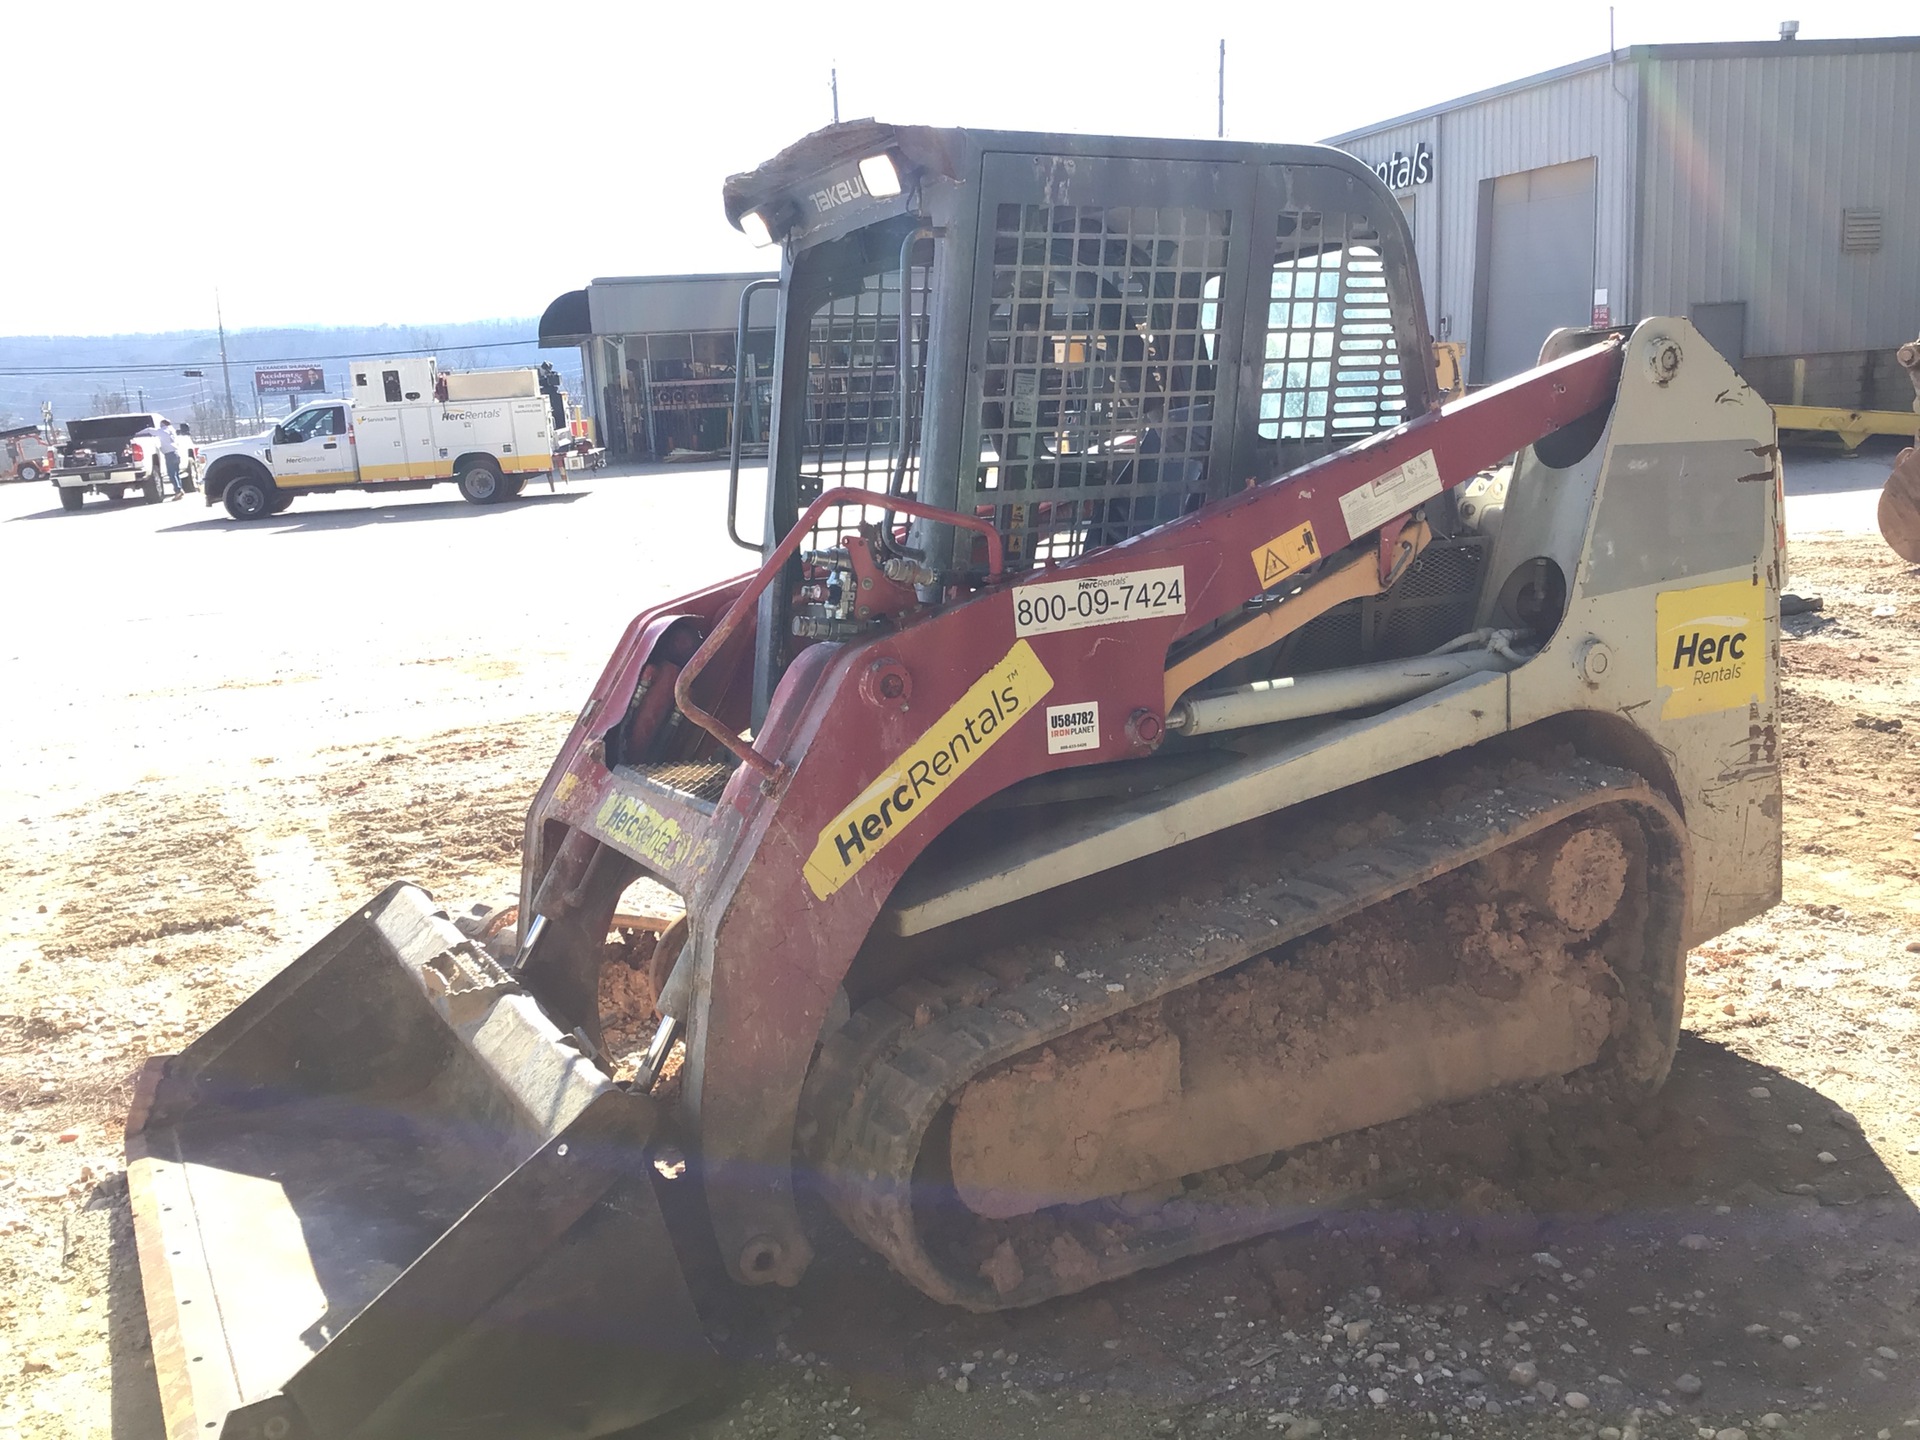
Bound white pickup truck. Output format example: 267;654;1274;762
199;358;561;520
51;412;200;510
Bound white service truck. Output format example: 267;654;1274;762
199;358;560;520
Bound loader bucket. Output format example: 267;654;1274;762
125;883;720;1440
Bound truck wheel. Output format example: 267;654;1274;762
268;492;295;514
501;474;527;499
16;461;40;482
141;476;162;503
58;487;84;512
223;472;276;521
457;459;504;504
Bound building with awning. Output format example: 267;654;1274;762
539;273;776;460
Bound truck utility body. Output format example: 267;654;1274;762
199;358;560;520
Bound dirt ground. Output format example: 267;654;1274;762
0;468;1916;1439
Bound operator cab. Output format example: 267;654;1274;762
722;123;1445;715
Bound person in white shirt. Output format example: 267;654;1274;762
157;420;183;497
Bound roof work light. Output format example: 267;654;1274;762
859;153;903;198
740;209;776;248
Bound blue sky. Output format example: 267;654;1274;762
8;0;1912;335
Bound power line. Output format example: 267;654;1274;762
0;337;544;378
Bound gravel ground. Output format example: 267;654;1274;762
0;449;1913;1440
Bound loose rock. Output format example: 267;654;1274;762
1674;1373;1704;1396
1781;1335;1802;1350
1509;1360;1538;1386
1566;1392;1592;1410
1679;1233;1710;1250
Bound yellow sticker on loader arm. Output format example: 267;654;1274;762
1251;520;1320;589
1655;579;1766;718
805;640;1054;899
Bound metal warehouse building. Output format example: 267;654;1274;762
540;272;775;460
1329;32;1919;409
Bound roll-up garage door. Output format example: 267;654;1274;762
1480;158;1596;382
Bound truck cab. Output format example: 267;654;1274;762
270;401;356;485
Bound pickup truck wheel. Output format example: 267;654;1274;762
268;492;295;514
457;459;504;504
140;476;162;503
58;487;84;512
223;472;276;521
16;461;41;482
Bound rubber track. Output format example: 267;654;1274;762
801;758;1681;1311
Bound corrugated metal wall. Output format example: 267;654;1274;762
1336;62;1638;368
1637;46;1920;359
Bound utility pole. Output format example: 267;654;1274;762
831;65;839;124
216;291;237;439
1218;39;1226;139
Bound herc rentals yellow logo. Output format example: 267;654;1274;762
805;640;1054;899
1655;579;1766;719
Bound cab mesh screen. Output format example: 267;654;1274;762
799;256;932;549
975;203;1230;568
1256;212;1406;464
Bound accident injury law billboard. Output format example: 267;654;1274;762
254;365;326;395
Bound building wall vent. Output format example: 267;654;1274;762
1841;208;1883;253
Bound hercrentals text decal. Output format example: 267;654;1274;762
1654;578;1767;719
804;640;1054;899
593;789;694;871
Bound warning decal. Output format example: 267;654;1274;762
1338;449;1442;537
1654;579;1766;719
1250;520;1320;589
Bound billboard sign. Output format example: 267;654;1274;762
254;365;326;395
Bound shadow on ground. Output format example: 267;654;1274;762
102;1039;1918;1438
157;491;589;533
104;1179;165;1440
662;1034;1920;1438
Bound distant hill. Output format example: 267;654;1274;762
0;322;583;438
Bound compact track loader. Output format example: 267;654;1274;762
128;122;1784;1439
